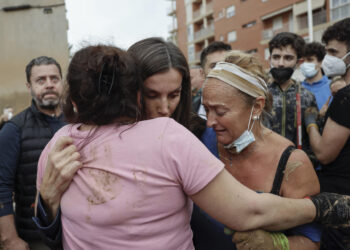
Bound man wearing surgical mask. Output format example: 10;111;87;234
301;42;331;110
264;32;318;166
305;18;350;250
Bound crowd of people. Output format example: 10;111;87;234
1;16;350;250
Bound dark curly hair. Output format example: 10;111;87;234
322;18;350;51
269;32;305;59
304;42;326;62
63;45;142;125
200;41;232;68
128;37;191;129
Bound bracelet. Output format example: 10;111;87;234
271;232;290;250
307;123;319;134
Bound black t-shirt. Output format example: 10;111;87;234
319;84;350;195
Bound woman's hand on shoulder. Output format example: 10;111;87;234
39;136;82;219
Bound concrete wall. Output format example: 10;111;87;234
0;0;69;114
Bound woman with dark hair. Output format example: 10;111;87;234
34;44;350;250
128;37;192;128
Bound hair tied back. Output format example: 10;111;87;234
97;58;117;96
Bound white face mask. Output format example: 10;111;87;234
322;52;350;77
224;106;256;153
300;62;318;79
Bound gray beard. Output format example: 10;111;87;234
33;97;59;110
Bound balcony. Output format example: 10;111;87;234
168;22;178;33
298;9;327;30
262;22;290;40
194;22;215;42
193;2;213;21
167;2;176;16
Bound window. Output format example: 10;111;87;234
186;4;193;22
242;20;256;28
226;5;235;18
331;0;350;21
188;44;195;62
272;16;283;30
220;35;224;41
228;30;237;42
187;25;194;42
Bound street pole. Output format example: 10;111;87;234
307;0;313;42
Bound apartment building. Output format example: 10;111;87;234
167;0;350;65
0;0;69;113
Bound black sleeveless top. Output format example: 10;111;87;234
191;145;296;250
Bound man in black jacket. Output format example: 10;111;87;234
0;56;65;249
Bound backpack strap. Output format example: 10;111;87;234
270;145;296;195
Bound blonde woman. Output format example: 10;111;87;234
197;51;321;249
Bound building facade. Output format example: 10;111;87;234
168;0;350;65
0;0;69;114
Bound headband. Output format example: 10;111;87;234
207;62;268;98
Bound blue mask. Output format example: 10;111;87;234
224;107;256;153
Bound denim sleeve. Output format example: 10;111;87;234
0;122;20;217
286;223;322;242
32;195;63;250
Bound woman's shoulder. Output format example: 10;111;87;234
263;130;320;197
281;148;320;198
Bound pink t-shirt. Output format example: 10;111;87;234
37;117;223;250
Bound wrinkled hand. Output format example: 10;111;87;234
2;236;29;250
304;107;318;128
233;229;288;250
310;192;350;227
39;136;82;220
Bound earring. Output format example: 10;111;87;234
73;106;78;113
253;115;259;120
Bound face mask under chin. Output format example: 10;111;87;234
270;67;294;84
224;106;256;154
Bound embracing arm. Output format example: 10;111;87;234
33;136;81;248
308;117;350;164
190;169;316;232
35;136;81;220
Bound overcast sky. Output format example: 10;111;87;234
65;0;172;53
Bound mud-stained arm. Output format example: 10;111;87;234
280;149;320;198
36;136;82;221
190;168;316;232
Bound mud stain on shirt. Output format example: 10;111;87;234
86;169;120;206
